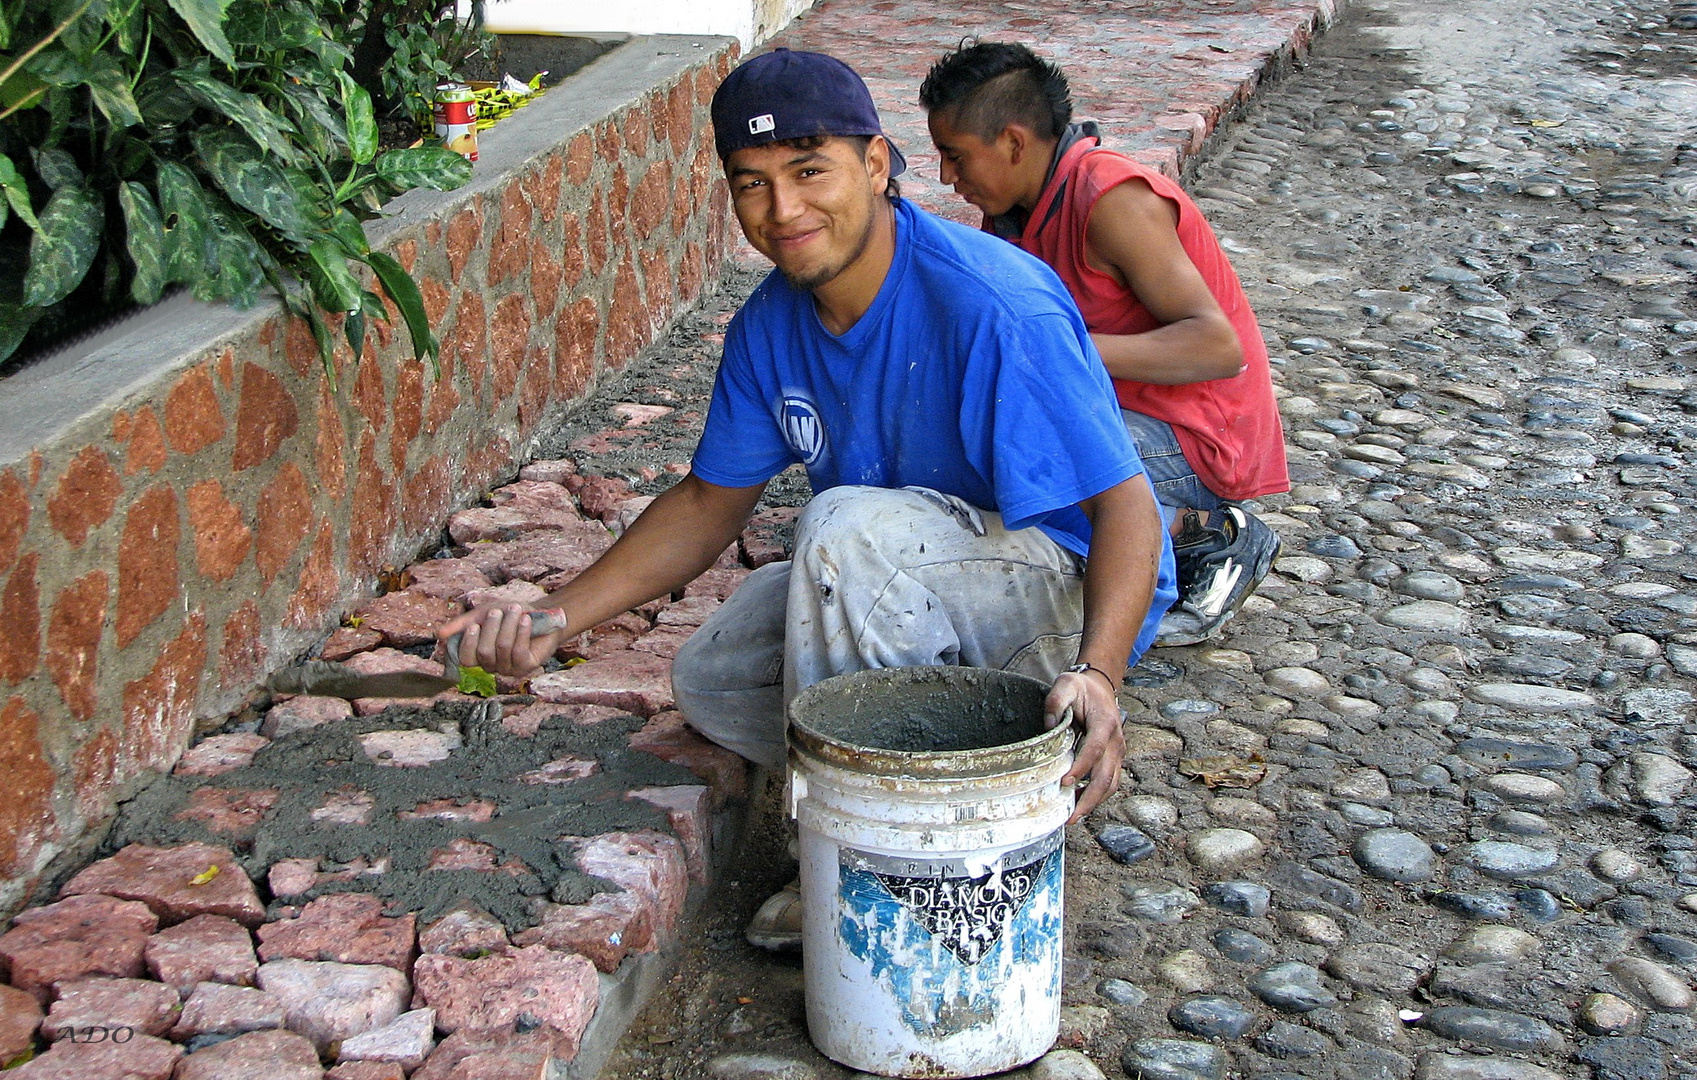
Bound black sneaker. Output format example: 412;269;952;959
1156;506;1281;646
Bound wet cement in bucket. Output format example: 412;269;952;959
794;668;1050;753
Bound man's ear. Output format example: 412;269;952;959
1000;123;1031;167
865;134;894;191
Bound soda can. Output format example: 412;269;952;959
434;82;478;162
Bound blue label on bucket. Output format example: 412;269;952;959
836;830;1063;1037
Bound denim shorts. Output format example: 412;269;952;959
1121;408;1223;513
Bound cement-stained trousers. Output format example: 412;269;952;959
671;485;1087;768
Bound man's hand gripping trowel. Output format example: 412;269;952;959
268;608;569;699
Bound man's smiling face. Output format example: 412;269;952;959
725;136;891;292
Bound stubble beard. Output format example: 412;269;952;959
778;194;879;293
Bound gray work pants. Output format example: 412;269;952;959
671;485;1087;768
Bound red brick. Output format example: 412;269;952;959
631;160;673;239
315;386;347;494
70;728;117;822
115;484;179;649
531;650;672;716
349;434;396;578
641;245;675;324
573;830;689;942
338;1007;436;1072
413;1029;553;1080
6;1032;181;1079
255;959;409;1053
215;345;236;388
585;195;610;275
174;732;269;778
531;154;563;224
425;354;461;435
458;526;613;583
61;842;265;927
596;117;621;164
412;945;597;1057
219;600;265;687
232;364;299;471
529;244;563;323
489;294;530;403
144;914;257;991
165;366;225;455
0;554;39;685
425;838;525;875
41;977;180;1039
399;798;496;824
310;787;375;824
572;475;635;520
330;1063;407;1080
0;696;54;879
672;167;693;238
0;983;42;1064
606;256;644;370
174;1028;320;1080
45;446;122;547
352;349;387;433
351;591;461;648
0;894;157;1003
45;570;106;721
461;439;514;495
174;786;279;840
447;505;576;546
511;892;650;973
422;274;451;326
446;290;488;387
0;468;26;574
258;893;415;972
694;65;717;106
555;296;599;400
172;982;284;1039
404;559;491;603
629;711;748;808
284;315;318;379
320;626;381;661
186;479;252;582
119;611;206;777
392;362;424;475
255;463;311;587
565;130;594;185
285;520;338;630
558;212;585;293
418;907;509;959
622;102;649;158
445;205;483;282
667;80;692;156
486;181;534;288
629;785;710;883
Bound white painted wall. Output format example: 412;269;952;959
467;0;817;50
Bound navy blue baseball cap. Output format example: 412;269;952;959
711;48;907;177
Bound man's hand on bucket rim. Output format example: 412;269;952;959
1046;666;1125;823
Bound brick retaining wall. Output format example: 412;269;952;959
0;35;740;917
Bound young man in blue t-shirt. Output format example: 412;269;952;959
438;49;1176;948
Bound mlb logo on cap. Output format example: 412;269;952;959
749;114;775;135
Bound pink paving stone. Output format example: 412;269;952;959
680;565;751;602
0;983;43;1063
268;859;321;900
606;495;655;535
257;894;416;972
458;526;613;584
629;785;712;884
510;892;651;974
488;481;579;516
61;843;266;927
174;733;271;778
328;1063;405;1080
418;908;509;959
461;581;549;611
610;402;674;427
342;648;446;680
571;831;689;942
358;729;461;767
4;1031;181;1079
173;1028;323;1080
500;702;625;738
351;592;463;648
571;475;635;521
529;650;674;716
516;459;576;485
0;894;158;1002
411;1029;553;1080
337;1007;435;1072
254;959;409;1054
426;839;527;876
410;945;597;1059
173;786;280;839
320;626;384;662
41;977;180;1040
399;799;497;823
171;981;286;1038
559;611;650;661
405;560;494;603
263;695;354;738
311;787;377;826
566;429;641;457
629;711;749;808
352;691;479;718
145;914;257;990
446;505;580;545
630;625;696;660
655;595;722;628
516;756;598;785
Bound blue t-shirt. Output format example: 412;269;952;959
691;198;1178;661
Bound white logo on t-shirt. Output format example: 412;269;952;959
780;395;826;465
749;114;775;135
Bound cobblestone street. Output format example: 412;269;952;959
609;0;1697;1078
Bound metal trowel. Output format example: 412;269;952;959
269;608;569;698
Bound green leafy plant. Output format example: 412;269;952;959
356;0;492;130
0;0;476;378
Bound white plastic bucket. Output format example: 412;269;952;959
787;667;1075;1078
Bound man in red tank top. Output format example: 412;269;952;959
921;42;1289;647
